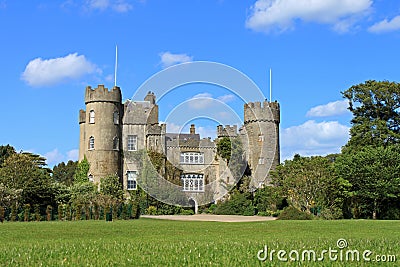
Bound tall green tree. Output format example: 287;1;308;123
0;152;54;206
342;80;400;151
0;145;16;166
100;175;124;200
335;145;400;219
53;160;77;186
271;155;350;218
73;156;90;184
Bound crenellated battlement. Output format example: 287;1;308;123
244;101;280;124
85;85;122;104
217;125;238;138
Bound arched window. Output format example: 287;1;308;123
89;136;95;150
113;136;119;150
113;111;119;125
88;174;94;182
89;110;95;124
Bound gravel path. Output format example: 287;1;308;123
141;214;276;222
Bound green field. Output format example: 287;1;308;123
0;218;398;266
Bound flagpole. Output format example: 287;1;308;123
114;45;118;87
269;68;272;102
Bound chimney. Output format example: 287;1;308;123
190;124;195;134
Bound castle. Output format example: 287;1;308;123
79;85;280;209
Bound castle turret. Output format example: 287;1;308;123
79;85;122;184
243;100;280;187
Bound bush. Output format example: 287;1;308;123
213;193;254;216
180;209;194;215
146;206;157;215
278;206;313;220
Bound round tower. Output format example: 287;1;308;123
79;85;122;184
243;100;280;187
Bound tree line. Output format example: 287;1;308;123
1;80;399;220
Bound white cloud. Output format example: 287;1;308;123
22;53;100;87
246;0;372;33
217;94;236;103
281;120;350;160
368;15;400;33
306;100;349;117
85;0;132;12
43;148;79;166
159;51;193;68
67;149;79;161
44;149;65;166
196;126;217;139
189;93;214;109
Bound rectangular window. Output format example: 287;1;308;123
89;136;95;150
180;152;204;164
127;135;137;151
127;171;137;190
89;110;95;124
258;157;265;165
113;111;119;125
181;174;204;192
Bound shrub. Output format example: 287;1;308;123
278;206;313;220
24;204;30;222
180;209;194;215
146;206;157;215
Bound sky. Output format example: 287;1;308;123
1;0;400;166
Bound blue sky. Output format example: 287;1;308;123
1;0;400;166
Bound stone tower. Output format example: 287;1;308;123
79;85;122;184
243;100;280;187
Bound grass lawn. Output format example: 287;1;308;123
0;218;398;266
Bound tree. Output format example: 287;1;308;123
271;155;349;218
335;145;400;219
53;160;77;186
100;175;124;200
73;156;90;184
216;137;232;162
0;152;54;206
342;80;400;151
0;145;16;166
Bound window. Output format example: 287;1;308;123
181;174;204;192
258;157;264;165
89;110;95;124
258;134;264;142
89;136;95;150
127;171;137;190
180;152;204;164
127;135;137;151
88;174;94;182
113;136;119;150
113;111;119;125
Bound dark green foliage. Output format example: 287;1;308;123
0;145;16;166
0;152;54;207
23;204;30;222
271;155;349;218
34;204;41;221
342;80;400;151
335;145;400;219
52;160;77;186
216;137;231;162
100;175;124;200
278;206;313;220
213;191;254;216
